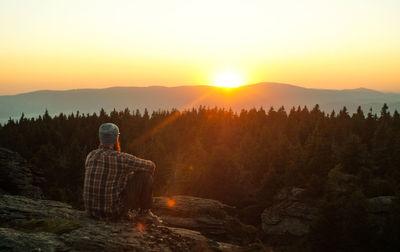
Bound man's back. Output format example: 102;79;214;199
83;146;155;219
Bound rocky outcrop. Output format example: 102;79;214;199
0;148;44;199
0;194;244;251
261;188;318;236
262;188;396;238
368;196;394;214
368;195;395;232
153;196;257;244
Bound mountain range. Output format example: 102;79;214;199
1;82;400;123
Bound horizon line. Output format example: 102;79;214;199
1;82;399;96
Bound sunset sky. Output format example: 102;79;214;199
0;0;399;95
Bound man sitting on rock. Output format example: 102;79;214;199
83;123;162;224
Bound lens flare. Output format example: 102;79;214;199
167;199;175;207
135;222;147;232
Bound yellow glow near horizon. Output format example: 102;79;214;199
0;0;399;94
212;71;244;88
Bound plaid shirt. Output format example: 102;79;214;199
83;146;155;219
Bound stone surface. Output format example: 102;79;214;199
262;188;396;238
368;196;394;214
261;188;318;236
0;148;44;199
0;194;243;251
368;195;395;232
153;195;257;244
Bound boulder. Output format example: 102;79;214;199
261;188;318;236
261;188;396;238
0;194;242;251
368;196;394;214
0;148;44;199
368;195;395;231
153;195;257;244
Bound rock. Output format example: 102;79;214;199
262;187;396;238
0;148;44;199
261;187;318;236
274;187;305;202
153;195;257;244
368;196;394;214
0;194;243;251
0;194;81;223
368;195;395;232
0;228;65;252
167;227;241;251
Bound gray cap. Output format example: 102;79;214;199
99;123;120;144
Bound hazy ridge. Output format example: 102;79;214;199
1;82;400;123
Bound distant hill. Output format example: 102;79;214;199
1;83;400;123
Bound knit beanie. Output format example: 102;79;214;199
99;123;119;144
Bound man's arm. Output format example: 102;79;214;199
123;153;155;174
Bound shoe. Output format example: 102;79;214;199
136;209;163;226
124;209;139;221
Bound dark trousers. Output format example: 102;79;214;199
121;171;153;212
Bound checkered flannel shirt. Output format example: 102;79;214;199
83;146;155;219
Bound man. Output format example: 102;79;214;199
83;123;161;224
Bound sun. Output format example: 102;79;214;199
212;71;244;88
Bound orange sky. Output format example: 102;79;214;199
0;0;399;95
